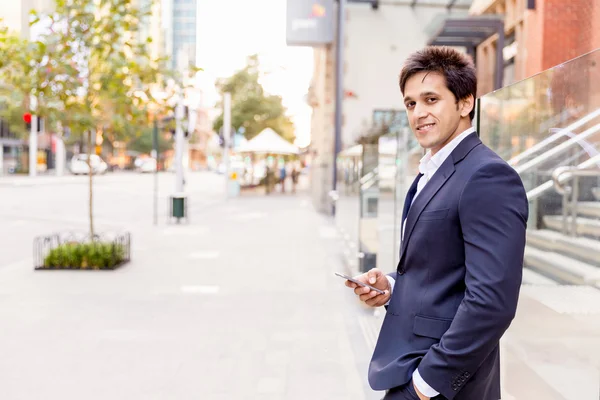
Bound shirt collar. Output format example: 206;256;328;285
419;127;475;175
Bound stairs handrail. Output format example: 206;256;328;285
513;122;600;175
527;153;600;200
359;167;379;186
508;108;600;166
550;166;600;236
552;166;600;195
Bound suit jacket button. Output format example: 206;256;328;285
398;268;406;275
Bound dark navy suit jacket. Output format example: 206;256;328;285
368;133;528;400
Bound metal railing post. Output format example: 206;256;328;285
571;175;580;236
562;189;570;235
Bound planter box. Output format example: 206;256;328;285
34;232;131;270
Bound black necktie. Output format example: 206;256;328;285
402;173;423;224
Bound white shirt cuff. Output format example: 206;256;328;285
412;368;440;397
384;276;395;306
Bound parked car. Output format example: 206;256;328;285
69;154;108;175
138;158;157;173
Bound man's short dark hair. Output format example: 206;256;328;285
399;46;477;120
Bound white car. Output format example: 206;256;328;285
138;158;157;173
69;154;108;175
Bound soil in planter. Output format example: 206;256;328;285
42;242;126;270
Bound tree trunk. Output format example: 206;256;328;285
87;130;95;239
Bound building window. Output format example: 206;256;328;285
502;32;517;85
174;22;196;31
503;59;516;86
0;119;15;139
372;109;407;133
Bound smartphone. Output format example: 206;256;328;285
335;272;385;295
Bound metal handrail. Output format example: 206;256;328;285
552;167;600;194
558;142;600;170
508;108;600;166
359;167;378;185
527;153;600;200
514;122;600;175
551;166;600;236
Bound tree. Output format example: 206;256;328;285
213;54;295;143
0;0;177;238
128;126;172;155
0;19;79;137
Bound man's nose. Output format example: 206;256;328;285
413;102;428;119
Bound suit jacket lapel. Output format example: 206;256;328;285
399;132;482;260
400;158;455;256
399;132;482;259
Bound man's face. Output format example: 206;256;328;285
403;71;471;155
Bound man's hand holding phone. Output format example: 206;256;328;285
341;268;391;307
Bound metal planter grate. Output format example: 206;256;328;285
33;232;131;270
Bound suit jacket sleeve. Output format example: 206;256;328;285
417;162;529;399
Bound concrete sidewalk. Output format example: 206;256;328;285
0;192;379;400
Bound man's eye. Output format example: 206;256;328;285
427;98;437;103
405;102;415;109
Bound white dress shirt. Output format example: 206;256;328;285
386;127;475;397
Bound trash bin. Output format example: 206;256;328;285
169;193;188;223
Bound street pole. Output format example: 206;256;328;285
152;117;159;225
332;0;346;216
29;115;38;177
223;92;231;197
56;137;66;176
55;122;66;176
174;100;185;193
0;139;3;176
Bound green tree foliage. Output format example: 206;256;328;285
128;126;172;154
213;54;295;143
0;0;180;237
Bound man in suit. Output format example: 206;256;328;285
344;47;528;400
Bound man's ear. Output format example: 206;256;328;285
460;95;474;118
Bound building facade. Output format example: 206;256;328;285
308;45;336;213
163;0;198;71
307;1;472;213
342;3;464;146
0;0;53;39
467;0;600;96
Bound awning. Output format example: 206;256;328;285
427;15;503;47
426;15;505;90
236;128;300;155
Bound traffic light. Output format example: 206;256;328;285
23;113;32;130
23;113;42;132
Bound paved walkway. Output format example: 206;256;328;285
0;176;380;400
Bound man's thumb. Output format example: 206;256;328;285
368;268;380;284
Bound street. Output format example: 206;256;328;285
0;172;382;400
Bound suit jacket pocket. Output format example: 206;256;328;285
413;314;453;339
419;208;449;221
